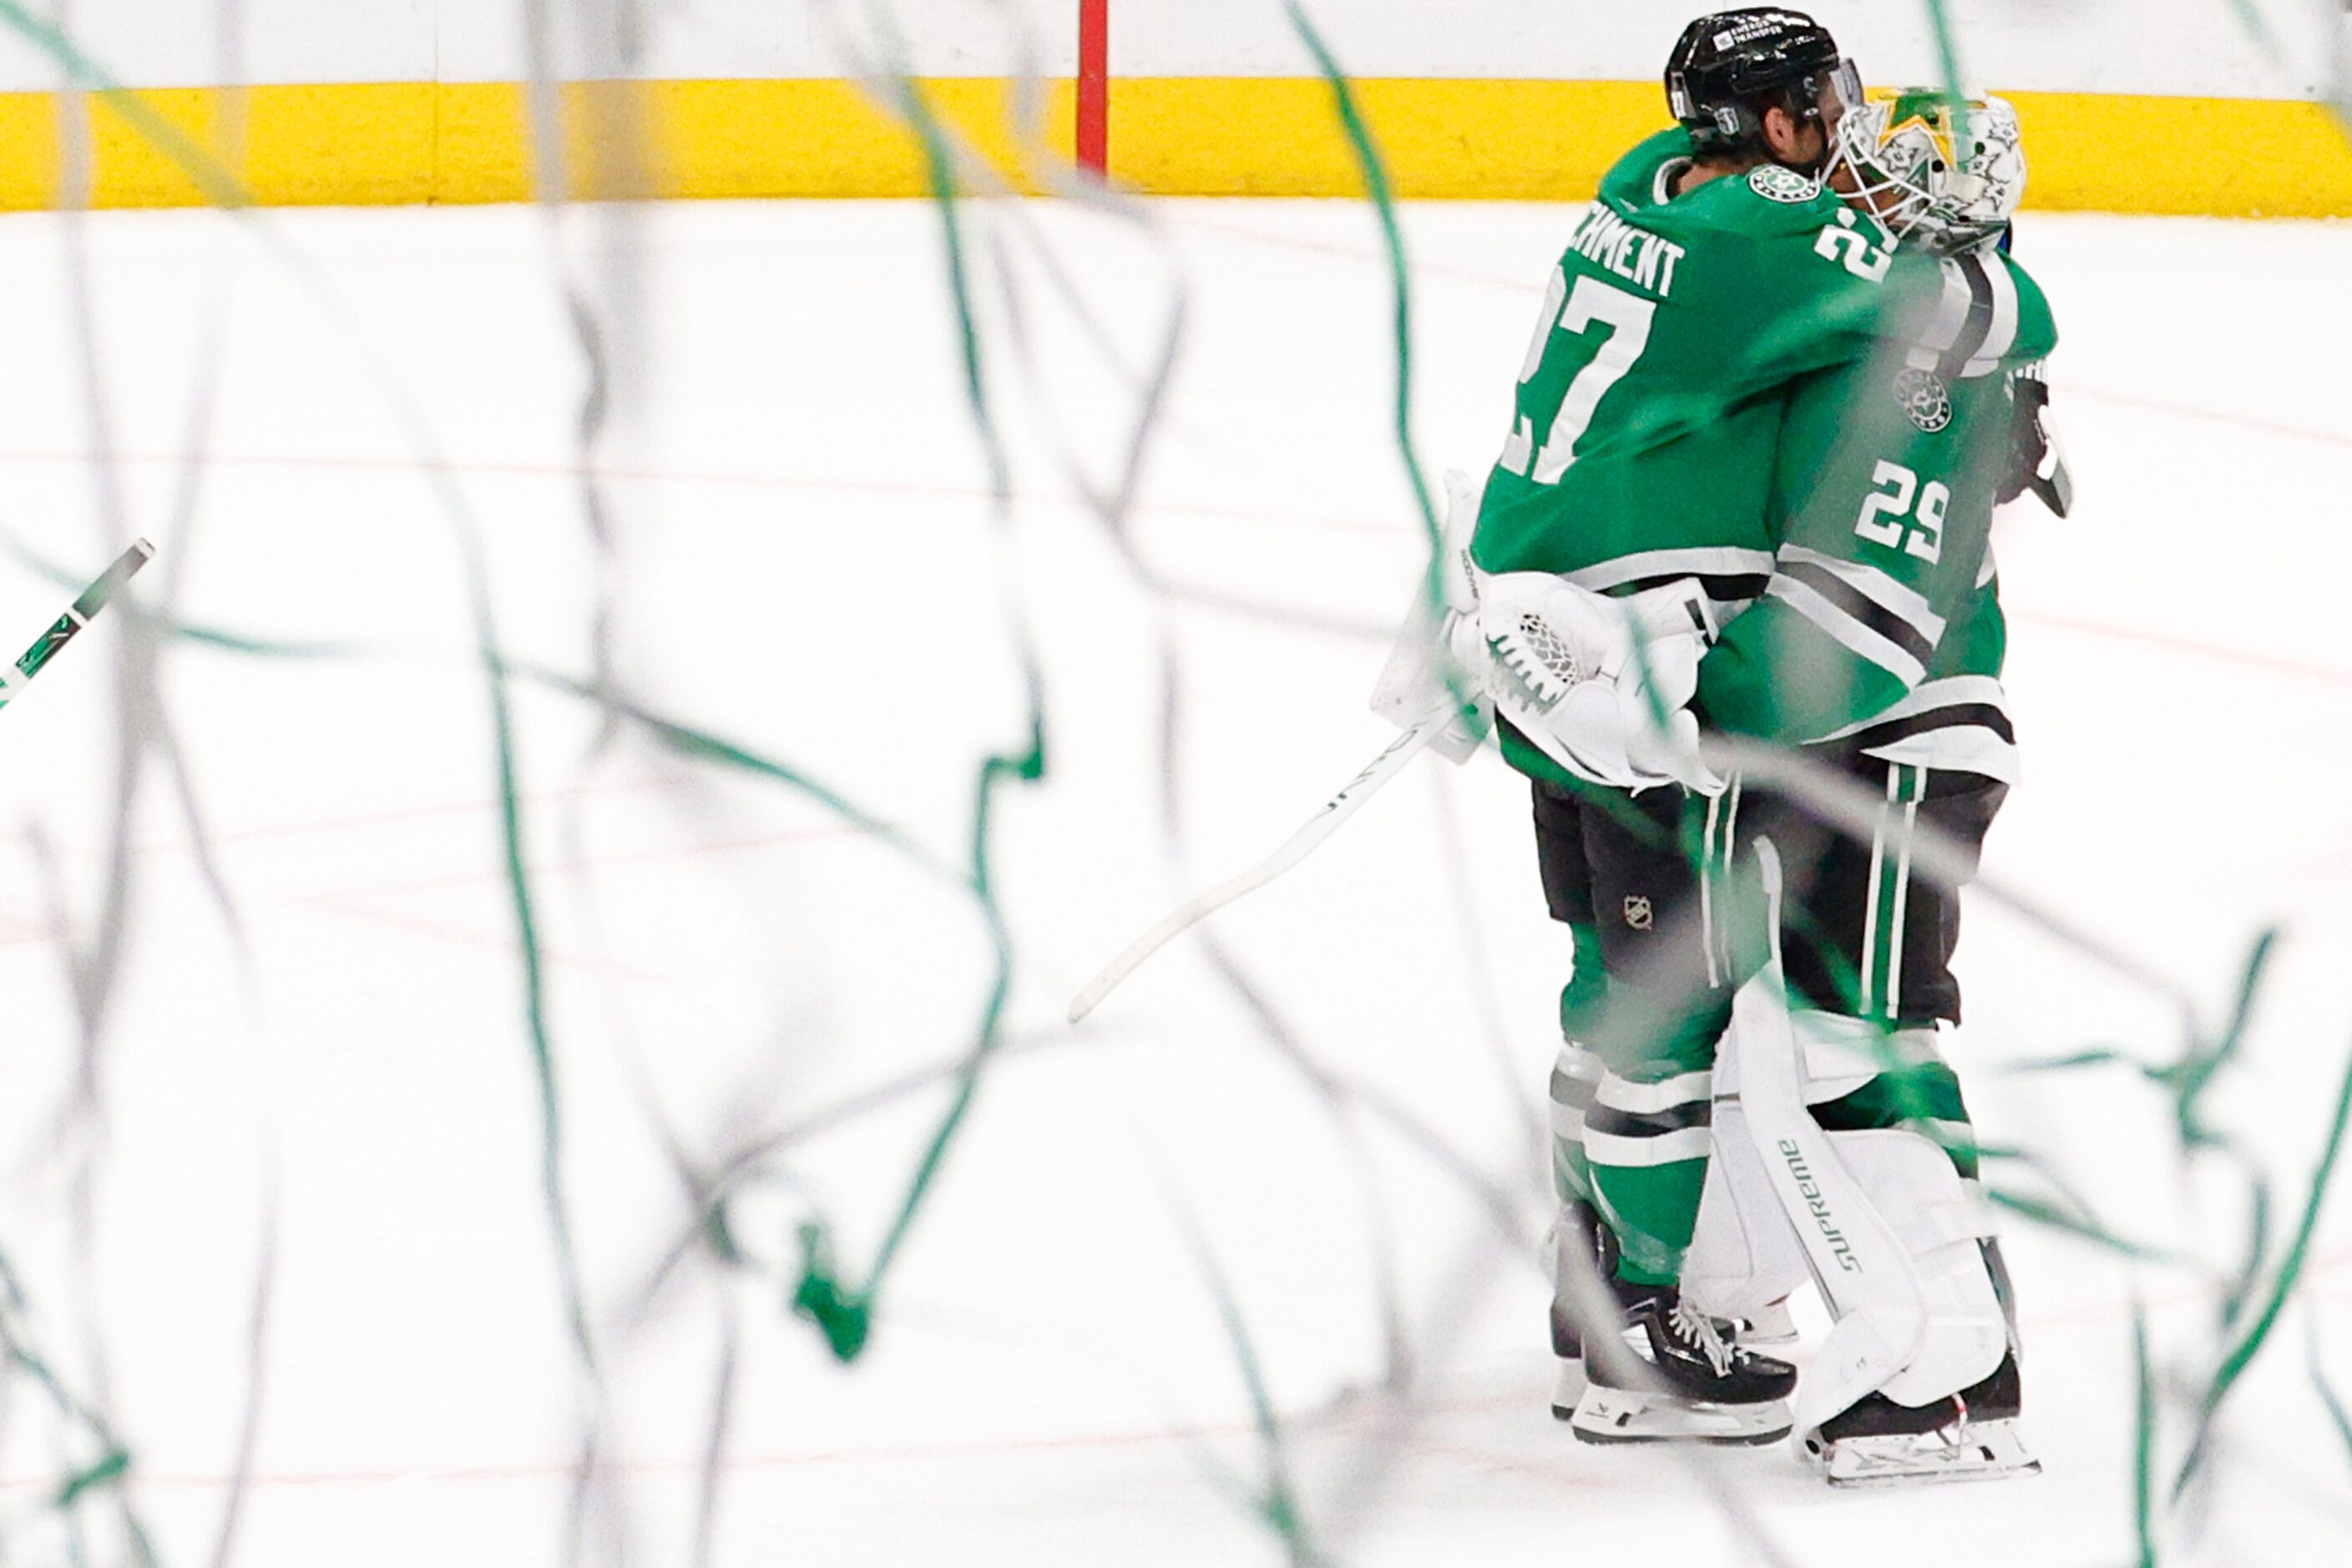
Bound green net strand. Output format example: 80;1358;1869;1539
2172;1030;2352;1499
0;0;615;1497
0;0;2340;1557
1169;1197;1322;1567
1282;3;1439;558
0;0;251;208
770;9;1050;1363
2213;0;2284;68
2132;1300;2160;1568
0;14;273;1550
515;658;1036;1363
1919;0;1973;112
0;1250;154;1562
2165;932;2277;1150
2311;1318;2352;1478
1277;14;1796;1559
1984;1190;2193;1270
1282;0;1485;732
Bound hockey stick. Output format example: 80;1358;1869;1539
0;539;155;711
1067;709;1445;1023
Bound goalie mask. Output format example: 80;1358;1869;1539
1827;89;2026;253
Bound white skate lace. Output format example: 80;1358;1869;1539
1667;1299;1734;1377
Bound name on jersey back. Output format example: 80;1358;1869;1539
1568;205;1687;300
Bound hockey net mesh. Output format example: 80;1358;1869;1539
0;2;2346;1565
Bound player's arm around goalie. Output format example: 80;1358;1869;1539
1692;246;2058;755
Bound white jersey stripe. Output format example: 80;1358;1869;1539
1863;726;2022;785
1717;775;1743;981
1768;577;1929;688
1859;770;1894;1016
1565;546;1775;594
1887;767;1921;1017
1815;675;2011;741
1584;1125;1714;1167
1778;544;1948;645
1699;791;1721;990
1962;257;2021;378
1905;257;1975;372
1594;1069;1714;1115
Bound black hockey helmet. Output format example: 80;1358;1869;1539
1665;10;1860;162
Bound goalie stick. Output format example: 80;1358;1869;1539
0;539;156;711
1067;707;1444;1023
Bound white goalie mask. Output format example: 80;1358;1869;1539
1827;89;2026;253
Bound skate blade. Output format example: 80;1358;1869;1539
1550;1358;1587;1419
1571;1384;1791;1446
1810;1419;2042;1486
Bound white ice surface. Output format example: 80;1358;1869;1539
0;197;2344;1567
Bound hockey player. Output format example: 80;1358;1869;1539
1496;94;2053;1473
1453;8;1891;1446
1390;13;2061;1474
1660;87;2052;1484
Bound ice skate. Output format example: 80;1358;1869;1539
1570;1282;1796;1445
1803;1353;2041;1485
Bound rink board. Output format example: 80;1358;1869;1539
0;78;2344;215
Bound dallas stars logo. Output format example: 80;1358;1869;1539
1747;164;1820;204
1892;367;1954;432
1873;89;1962;169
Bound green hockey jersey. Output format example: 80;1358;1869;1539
1696;246;2056;781
1474;127;2055;786
1473;129;1891;598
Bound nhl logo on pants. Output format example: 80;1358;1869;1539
1623;895;1654;931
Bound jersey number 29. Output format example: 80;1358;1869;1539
1499;271;1656;485
1854;460;1947;563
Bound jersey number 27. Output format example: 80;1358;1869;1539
1498;270;1655;485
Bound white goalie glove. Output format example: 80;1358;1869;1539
1473;570;1726;796
1370;468;1724;794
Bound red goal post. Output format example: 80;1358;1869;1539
1078;0;1109;173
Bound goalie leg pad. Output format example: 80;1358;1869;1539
1721;968;1928;1435
1683;1099;1813;1324
1823;1127;2010;1409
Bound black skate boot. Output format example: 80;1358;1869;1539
1548;1199;1617;1417
1803;1353;2040;1485
1569;1279;1797;1446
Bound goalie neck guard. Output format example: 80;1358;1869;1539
1665;9;1860;170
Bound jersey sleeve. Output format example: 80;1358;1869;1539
1697;251;2036;744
